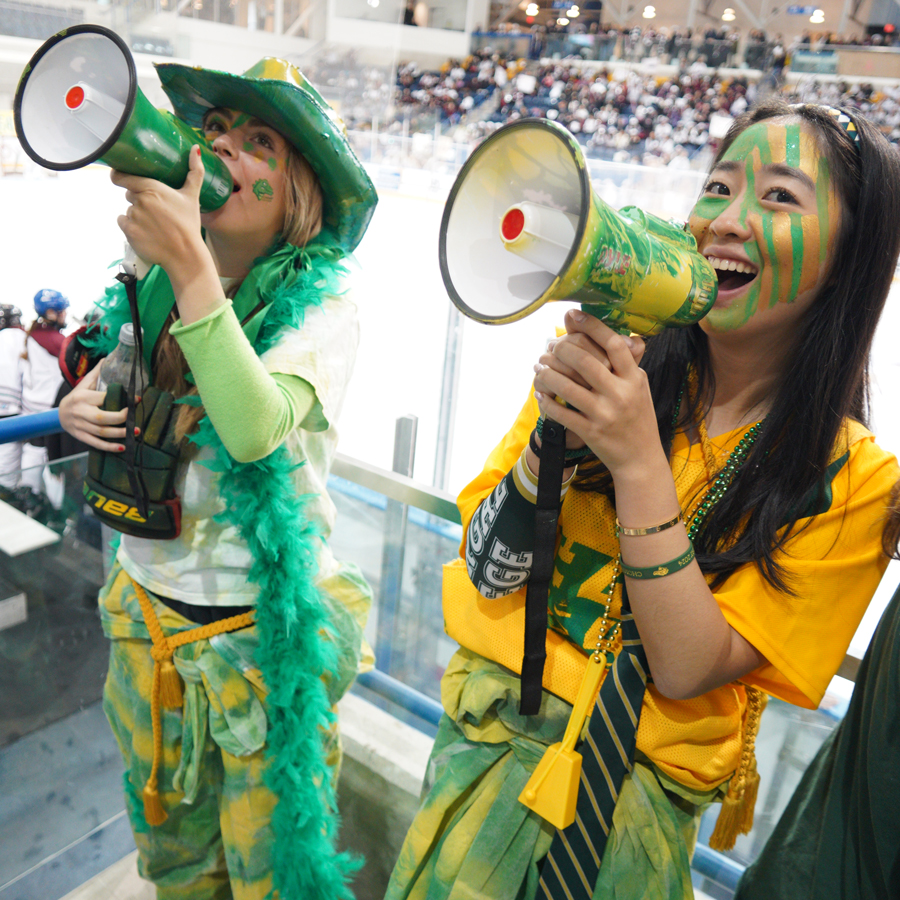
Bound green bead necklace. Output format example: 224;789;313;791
597;372;763;658
671;374;765;540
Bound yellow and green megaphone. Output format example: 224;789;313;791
14;24;232;211
439;118;717;335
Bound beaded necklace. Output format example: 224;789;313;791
593;556;622;668
592;372;763;668
671;373;765;540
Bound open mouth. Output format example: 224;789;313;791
706;255;758;292
232;182;241;193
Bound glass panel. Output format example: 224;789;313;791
328;473;462;733
0;453;119;888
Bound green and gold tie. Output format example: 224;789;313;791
537;602;649;899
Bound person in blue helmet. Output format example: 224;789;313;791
23;289;68;417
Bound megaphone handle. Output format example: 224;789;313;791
520;417;567;716
580;302;626;333
122;242;151;281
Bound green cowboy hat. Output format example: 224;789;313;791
155;57;377;253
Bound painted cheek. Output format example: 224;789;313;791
688;196;728;245
755;207;780;309
688;214;709;246
243;142;254;153
267;157;277;172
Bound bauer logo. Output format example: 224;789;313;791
84;487;147;522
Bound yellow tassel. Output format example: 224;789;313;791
708;789;742;851
158;659;183;708
738;762;760;834
142;783;168;826
708;764;759;851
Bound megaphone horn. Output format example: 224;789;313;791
14;24;232;212
439;118;717;335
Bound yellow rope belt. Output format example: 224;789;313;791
132;578;256;826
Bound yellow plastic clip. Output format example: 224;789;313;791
518;650;607;829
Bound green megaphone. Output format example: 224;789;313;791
14;24;232;211
440;118;717;336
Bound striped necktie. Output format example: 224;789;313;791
536;602;649;899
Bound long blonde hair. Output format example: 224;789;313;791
155;143;325;442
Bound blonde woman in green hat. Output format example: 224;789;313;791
59;58;377;900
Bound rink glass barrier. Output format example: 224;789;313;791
347;127;712;219
0;439;864;899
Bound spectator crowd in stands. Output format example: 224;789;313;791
307;25;900;172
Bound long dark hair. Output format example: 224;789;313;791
577;98;900;591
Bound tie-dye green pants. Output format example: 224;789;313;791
99;562;361;900
385;648;720;900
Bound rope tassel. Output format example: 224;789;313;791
709;687;767;851
158;658;184;708
131;579;254;828
142;782;168;826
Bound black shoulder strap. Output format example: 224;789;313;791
519;417;567;715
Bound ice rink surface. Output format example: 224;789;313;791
3;160;900;648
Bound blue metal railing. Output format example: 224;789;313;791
357;669;443;726
0;410;61;444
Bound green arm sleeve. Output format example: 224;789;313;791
170;304;318;463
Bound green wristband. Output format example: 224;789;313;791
621;544;695;579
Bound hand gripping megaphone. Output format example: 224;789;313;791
439;118;717;335
14;24;232;211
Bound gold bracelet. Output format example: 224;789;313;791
616;512;683;537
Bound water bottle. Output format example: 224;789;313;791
96;323;150;397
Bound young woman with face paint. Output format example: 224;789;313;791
386;99;900;900
58;60;377;900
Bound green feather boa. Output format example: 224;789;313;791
97;238;361;899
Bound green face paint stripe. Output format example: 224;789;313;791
243;142;254;153
786;125;815;300
754;133;782;310
732;151;762;323
231;112;251;128
784;122;801;169
788;213;804;301
267;157;277;171
692;195;730;218
784;123;808;303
